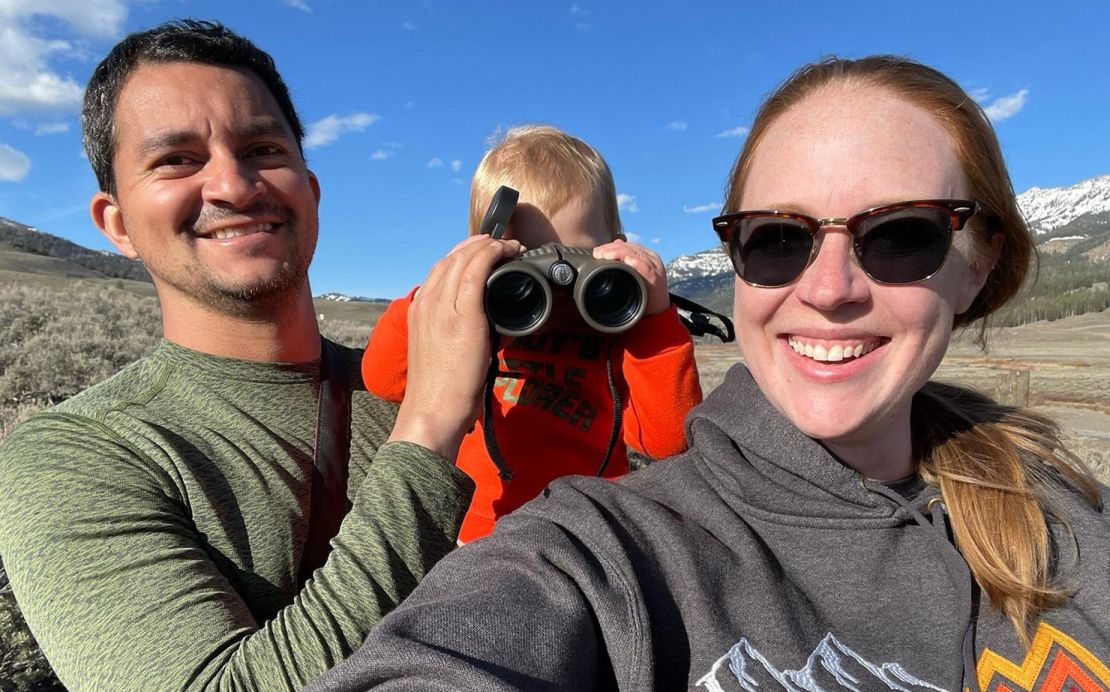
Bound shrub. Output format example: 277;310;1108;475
0;282;161;409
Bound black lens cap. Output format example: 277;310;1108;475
479;186;520;239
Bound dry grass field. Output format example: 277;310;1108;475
694;309;1110;484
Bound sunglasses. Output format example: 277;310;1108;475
712;199;979;287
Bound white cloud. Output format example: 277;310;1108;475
304;112;380;149
450;159;462;172
285;0;312;11
666;121;687;131
427;157;444;168
570;3;585;13
402;21;417;30
0;0;127;38
575;22;592;30
684;202;722;214
983;89;1028;122
620;232;660;246
370;149;395;160
0;143;31;181
34;121;69;135
617;193;639;213
969;87;991;104
0;1;129;116
715;125;749;138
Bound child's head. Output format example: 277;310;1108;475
468;125;623;249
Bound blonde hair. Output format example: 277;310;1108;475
726;56;1101;641
468;124;622;238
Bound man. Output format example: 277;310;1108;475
0;20;518;690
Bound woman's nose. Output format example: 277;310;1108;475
791;227;871;310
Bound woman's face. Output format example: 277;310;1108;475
733;84;995;478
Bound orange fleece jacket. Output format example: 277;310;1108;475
362;288;702;542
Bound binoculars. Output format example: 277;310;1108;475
478;185;647;337
485;243;648;337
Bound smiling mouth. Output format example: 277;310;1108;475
197;222;276;240
786;336;883;362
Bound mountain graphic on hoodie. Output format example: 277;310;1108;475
696;633;947;692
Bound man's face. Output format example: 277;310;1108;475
92;61;321;316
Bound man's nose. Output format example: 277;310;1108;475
202;153;265;208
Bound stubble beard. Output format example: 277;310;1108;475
161;205;317;319
199;247;310;318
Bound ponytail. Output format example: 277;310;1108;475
913;382;1102;642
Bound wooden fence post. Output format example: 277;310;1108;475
995;367;1031;407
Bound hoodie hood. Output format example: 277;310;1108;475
683;363;937;527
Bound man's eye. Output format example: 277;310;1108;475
157;154;198;168
247;144;284;157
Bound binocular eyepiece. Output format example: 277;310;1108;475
485;243;648;337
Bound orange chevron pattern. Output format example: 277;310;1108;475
973;622;1109;691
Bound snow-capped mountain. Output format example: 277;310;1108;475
666;244;731;284
1017;174;1110;234
314;292;386;303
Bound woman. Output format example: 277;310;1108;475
310;56;1108;692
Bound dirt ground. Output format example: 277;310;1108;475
693;309;1110;483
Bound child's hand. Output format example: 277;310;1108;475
390;235;523;460
593;239;670;316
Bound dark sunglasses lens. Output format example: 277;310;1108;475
733;217;813;286
856;208;952;284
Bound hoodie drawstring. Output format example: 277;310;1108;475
863;480;982;692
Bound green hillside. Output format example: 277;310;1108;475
0;218;150;282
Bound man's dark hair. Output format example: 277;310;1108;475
81;19;305;195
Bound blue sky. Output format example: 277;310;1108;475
0;0;1107;299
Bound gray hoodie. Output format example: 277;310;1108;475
310;365;1110;691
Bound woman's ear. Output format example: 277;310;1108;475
956;232;1003;314
90;192;138;259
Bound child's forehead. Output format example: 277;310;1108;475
514;190;595;214
506;197;616;248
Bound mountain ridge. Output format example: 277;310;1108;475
0;217;149;283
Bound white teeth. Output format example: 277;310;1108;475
787;337;876;363
207;223;273;239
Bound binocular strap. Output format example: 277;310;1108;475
481;332;622;482
298;338;353;588
669;293;736;343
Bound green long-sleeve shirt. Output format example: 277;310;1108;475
0;339;474;691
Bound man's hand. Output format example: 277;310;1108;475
388;235;523;460
593;239;670;316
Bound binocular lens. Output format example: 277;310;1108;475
486;272;548;334
581;269;644;330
